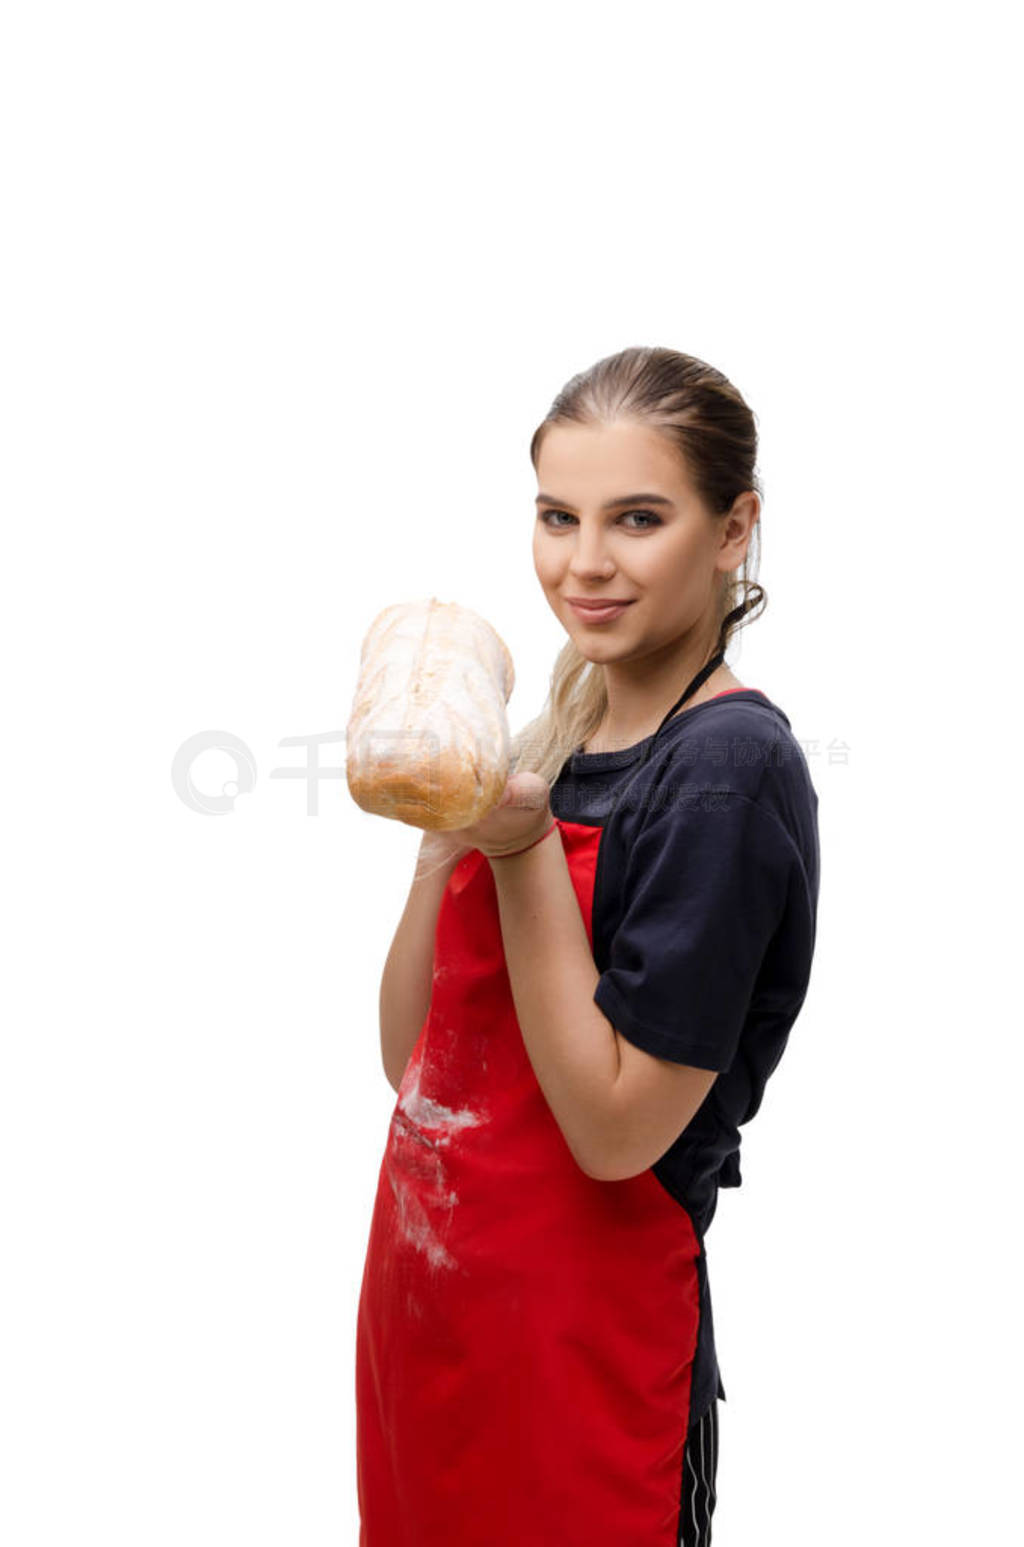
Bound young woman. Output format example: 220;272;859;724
356;347;820;1546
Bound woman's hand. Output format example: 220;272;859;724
412;828;473;885
442;772;555;860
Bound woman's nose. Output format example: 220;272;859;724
569;550;615;581
567;526;615;578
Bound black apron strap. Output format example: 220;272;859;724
638;590;758;767
636;648;725;768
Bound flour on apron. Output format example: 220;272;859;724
385;1055;484;1273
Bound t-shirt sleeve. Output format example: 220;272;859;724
593;788;795;1071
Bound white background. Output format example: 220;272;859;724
2;2;1020;1542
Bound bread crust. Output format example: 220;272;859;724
345;597;515;831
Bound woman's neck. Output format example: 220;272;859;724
583;663;745;754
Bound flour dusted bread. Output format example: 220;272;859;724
345;597;516;831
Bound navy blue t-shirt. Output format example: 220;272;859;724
548;687;820;1420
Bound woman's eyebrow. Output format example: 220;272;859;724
534;492;675;510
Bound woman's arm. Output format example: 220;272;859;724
378;831;468;1093
488;831;714;1179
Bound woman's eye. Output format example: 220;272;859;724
538;509;661;530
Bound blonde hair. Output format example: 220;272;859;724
509;346;767;787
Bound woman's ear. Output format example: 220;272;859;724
718;491;759;567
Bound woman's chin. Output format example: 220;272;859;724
571;634;629;663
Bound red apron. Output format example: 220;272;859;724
355;818;705;1546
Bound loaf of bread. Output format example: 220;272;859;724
345;597;516;831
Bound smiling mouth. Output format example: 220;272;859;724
566;599;635;618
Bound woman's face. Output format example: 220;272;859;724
532;418;752;664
